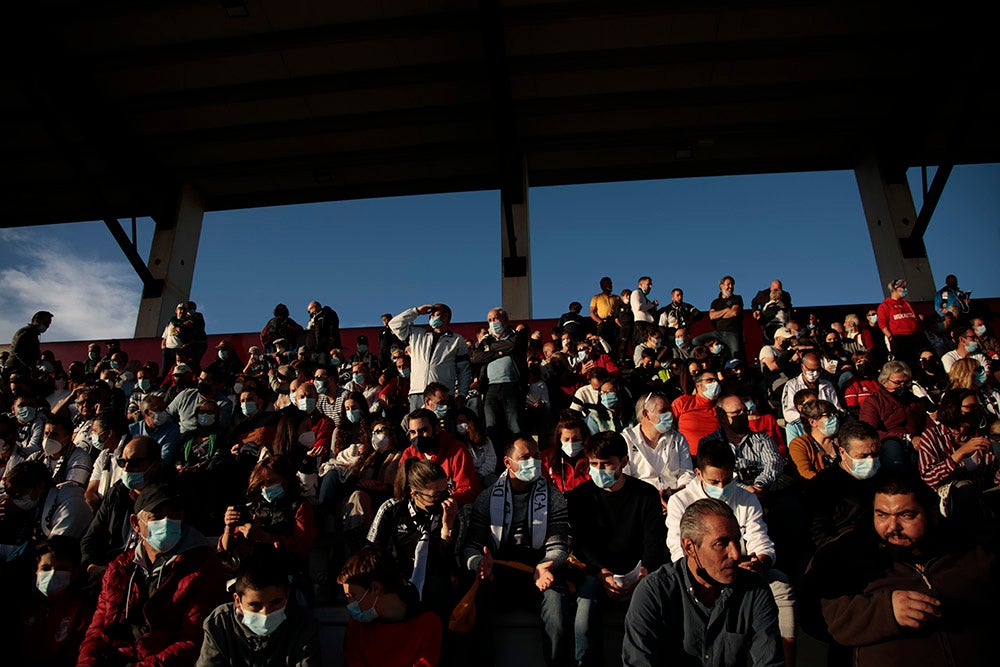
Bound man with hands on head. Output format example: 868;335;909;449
390;302;472;412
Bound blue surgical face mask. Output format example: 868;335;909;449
974;325;986;336
242;401;258;417
330;357;341;366
701;381;721;400
138;378;152;391
352;373;365;385
196;413;216;427
16;406;36;423
512;457;541;483
433;404;449;419
710;344;723;355
313;380;326;394
428;315;443;329
848;454;880;480
297;397;317;414
744;399;756;412
703;479;734;500
821;416;839;437
489;321;504;336
144;517;182;553
973;368;987;386
654;412;674;433
561;440;583;458
261;483;286;503
241;606;287;636
400;368;411;379
966;340;980;354
590;466;618;489
577;350;588;362
675;337;686;348
122;470;146;490
346;409;362;423
600;393;618;408
347;588;379;623
357;344;368;353
900;288;909;298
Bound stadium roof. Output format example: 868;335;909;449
3;1;996;228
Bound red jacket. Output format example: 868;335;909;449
399;432;482;505
670;393;720;455
542;447;592;493
77;533;226;667
876;298;920;336
858;385;928;442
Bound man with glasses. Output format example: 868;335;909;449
129;394;181;467
81;436;163;582
671;370;726;455
941;325;989;373
859;360;931;474
84;413;128;511
699;395;783;494
0;459;92;554
781;351;845;443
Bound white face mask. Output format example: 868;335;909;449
36;570;72;597
42;437;63;457
372;432;391;451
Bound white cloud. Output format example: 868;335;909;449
0;230;141;342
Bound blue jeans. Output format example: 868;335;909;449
318;471;341;509
574;574;603;666
484;382;524;446
880;438;913;474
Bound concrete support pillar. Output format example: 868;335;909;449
500;160;532;320
854;154;936;301
134;184;205;337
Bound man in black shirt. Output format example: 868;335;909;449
4;311;53;383
704;275;744;359
568;430;666;666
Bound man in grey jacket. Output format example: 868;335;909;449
623;498;782;667
390;303;472;411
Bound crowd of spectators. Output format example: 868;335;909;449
0;270;998;667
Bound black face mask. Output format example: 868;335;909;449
197;381;214;397
728;415;750;435
412;434;439;454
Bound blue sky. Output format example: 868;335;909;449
2;164;997;342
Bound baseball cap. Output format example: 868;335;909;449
773;327;792;340
133;482;180;515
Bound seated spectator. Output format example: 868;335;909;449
15;535;91;667
291;382;334;462
542;410;594;494
842;352;881;416
912;348;948;403
399;408;480;505
330;391;370;458
12;393;46;453
206;339;244;387
621;392;694;514
918;389;999;525
568;431;666;665
585;379;630;434
197;546;320;666
745;396;786;458
807;474;997;667
1;413;31;491
167;368;235;436
228;386;280;460
671;369;724;455
367;459;459;614
243;346;269;377
781;352;845;444
462;434;572;666
129;394;182;466
221;456;317;574
571;368;608;414
972;316;998;356
806;421;882;549
77;482;226;667
84;413;128;511
344;362;381;407
859;360;929;473
622;499;782;666
338;545;442;667
940;324;988;373
177;400;227;472
81;436;163;580
454;407;497;487
699;395;783;494
788;400;841;480
575;337;620;379
126;366;162;422
667;440;797;663
27;413;93;487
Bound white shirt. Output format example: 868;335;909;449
666;480;775;564
572;385;600;412
630;289;656;323
941;350;989;373
621;424;695;492
781;375;844;423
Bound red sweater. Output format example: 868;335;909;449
877;297;920;336
542;447;592;493
670;393;720;455
344;610;441;667
399;432;482;505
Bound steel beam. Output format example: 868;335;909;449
912;164;953;239
103;218;162;298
